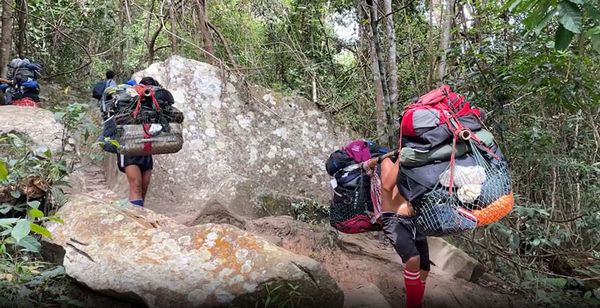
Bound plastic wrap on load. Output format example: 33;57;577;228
116;123;183;156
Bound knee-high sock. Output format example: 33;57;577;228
419;279;426;304
404;269;423;308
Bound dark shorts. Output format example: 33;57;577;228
381;212;430;271
117;154;153;173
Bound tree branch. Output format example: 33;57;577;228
375;0;417;24
12;3;92;79
206;21;238;70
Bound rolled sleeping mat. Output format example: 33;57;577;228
116;123;183;156
113;106;184;125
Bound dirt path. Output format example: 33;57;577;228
72;156;536;308
244;217;535;308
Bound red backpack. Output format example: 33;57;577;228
400;84;482;138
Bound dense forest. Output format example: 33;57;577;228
0;0;599;306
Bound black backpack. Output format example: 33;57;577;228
92;80;108;100
326;140;390;234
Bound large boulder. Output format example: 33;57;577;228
126;56;352;223
0;106;63;154
44;194;343;308
427;237;485;282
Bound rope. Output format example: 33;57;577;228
132;85;161;120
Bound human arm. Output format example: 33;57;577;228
380;157;399;210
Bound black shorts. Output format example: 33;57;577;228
381;212;430;271
117;154;153;173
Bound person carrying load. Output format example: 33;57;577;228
325;85;514;308
98;76;184;207
0;58;42;107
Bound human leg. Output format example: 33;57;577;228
415;234;430;304
141;169;152;200
140;155;153;200
381;213;424;308
124;165;144;206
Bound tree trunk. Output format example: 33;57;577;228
383;0;398;106
115;0;125;78
15;0;26;59
368;0;394;146
437;0;455;81
426;0;436;87
0;0;14;78
169;0;178;55
142;0;163;66
357;0;385;142
193;0;214;64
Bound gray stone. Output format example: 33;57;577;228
125;56;352;224
44;194;343;308
342;283;391;308
428;237;485;282
0;106;63;154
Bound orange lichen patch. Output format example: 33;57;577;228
136;255;162;265
473;192;514;226
192;230;207;249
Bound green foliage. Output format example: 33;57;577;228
256;282;313;308
506;0;600;51
291;201;329;223
0;259;80;307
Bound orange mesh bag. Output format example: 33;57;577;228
473;192;514;226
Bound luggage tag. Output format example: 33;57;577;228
330;178;338;189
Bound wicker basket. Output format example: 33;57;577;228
116;123;183;156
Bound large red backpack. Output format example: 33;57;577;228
401;84;482;138
398;85;513;236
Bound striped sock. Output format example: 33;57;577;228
130;199;144;207
404;269;423;308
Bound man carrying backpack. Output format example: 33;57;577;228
379;155;430;308
326;140;430;307
92;70;117;100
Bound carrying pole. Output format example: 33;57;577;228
362;150;399;170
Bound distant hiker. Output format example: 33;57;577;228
115;76;174;207
92;70;117;100
0;58;41;106
380;155;429;308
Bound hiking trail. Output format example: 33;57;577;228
69;152;533;308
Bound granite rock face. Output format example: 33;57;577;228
0;105;63;154
129;56;351;223
44;194;344;308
